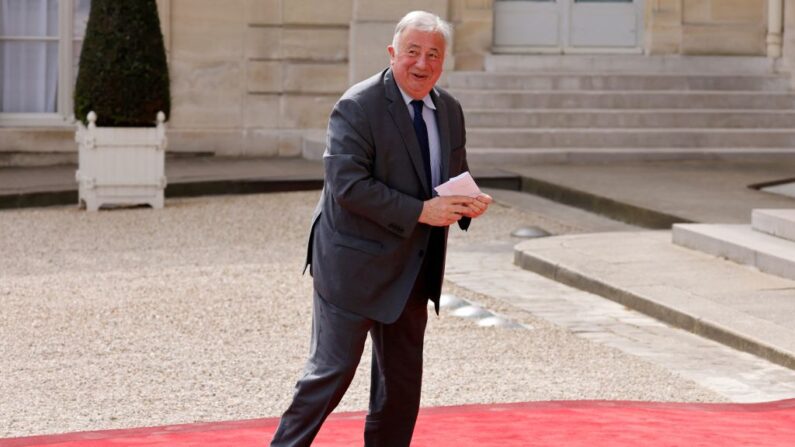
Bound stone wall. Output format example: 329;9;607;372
1;0;791;163
0;0;480;161
646;0;768;55
167;0;458;156
164;0;349;157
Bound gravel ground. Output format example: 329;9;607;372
0;191;723;438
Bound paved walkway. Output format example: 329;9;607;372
6;158;793;222
500;159;795;226
513;231;795;367
3;400;794;447
447;240;795;402
473;161;795;376
0;158;323;195
0;158;325;208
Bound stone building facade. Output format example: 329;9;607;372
1;0;795;163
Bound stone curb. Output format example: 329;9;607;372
0;178;324;211
513;247;795;371
0;173;521;211
0;190;78;210
517;174;692;229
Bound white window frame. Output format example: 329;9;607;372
0;0;82;127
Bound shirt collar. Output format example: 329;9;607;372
396;85;436;111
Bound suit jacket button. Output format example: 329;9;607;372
418;249;425;258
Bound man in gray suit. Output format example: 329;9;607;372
270;10;492;447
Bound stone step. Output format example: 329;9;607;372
464;109;795;129
485;54;779;74
672;224;795;281
466;128;795;149
447;72;791;92
514;231;795;370
0;152;77;168
301;134;795;163
452;90;795;110
752;209;795;242
762;182;795;200
465;148;795;164
301;140;795;164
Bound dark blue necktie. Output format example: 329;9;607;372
410;100;433;191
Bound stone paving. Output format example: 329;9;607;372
501;160;795;224
445;240;795;403
515;231;795;368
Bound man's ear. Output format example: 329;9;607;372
387;45;396;62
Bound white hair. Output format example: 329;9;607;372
391;10;452;53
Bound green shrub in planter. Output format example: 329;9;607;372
74;0;170;127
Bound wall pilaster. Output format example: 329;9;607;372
782;0;795;72
645;0;683;55
449;0;493;71
646;0;767;56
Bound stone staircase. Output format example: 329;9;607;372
673;209;795;281
445;54;795;164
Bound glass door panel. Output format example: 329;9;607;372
494;0;562;50
493;0;642;52
0;0;59;113
570;0;639;48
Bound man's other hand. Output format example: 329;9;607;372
418;196;475;227
461;193;492;219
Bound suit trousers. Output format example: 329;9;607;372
269;265;433;446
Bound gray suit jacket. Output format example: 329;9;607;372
305;68;470;324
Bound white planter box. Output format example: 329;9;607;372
75;111;167;211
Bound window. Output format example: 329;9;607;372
0;0;90;125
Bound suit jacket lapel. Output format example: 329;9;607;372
384;69;433;197
431;88;452;185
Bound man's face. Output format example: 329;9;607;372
388;27;445;100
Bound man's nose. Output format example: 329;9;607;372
416;54;428;69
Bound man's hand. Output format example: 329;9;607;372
418;196;475;227
461;193;492;219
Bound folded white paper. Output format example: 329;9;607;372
434;171;482;198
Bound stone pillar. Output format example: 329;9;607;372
768;0;784;58
647;0;768;56
680;0;766;55
449;0;493;71
349;0;449;85
644;0;683;55
783;0;795;73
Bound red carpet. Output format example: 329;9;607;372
3;400;794;447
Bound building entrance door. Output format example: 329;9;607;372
493;0;644;53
